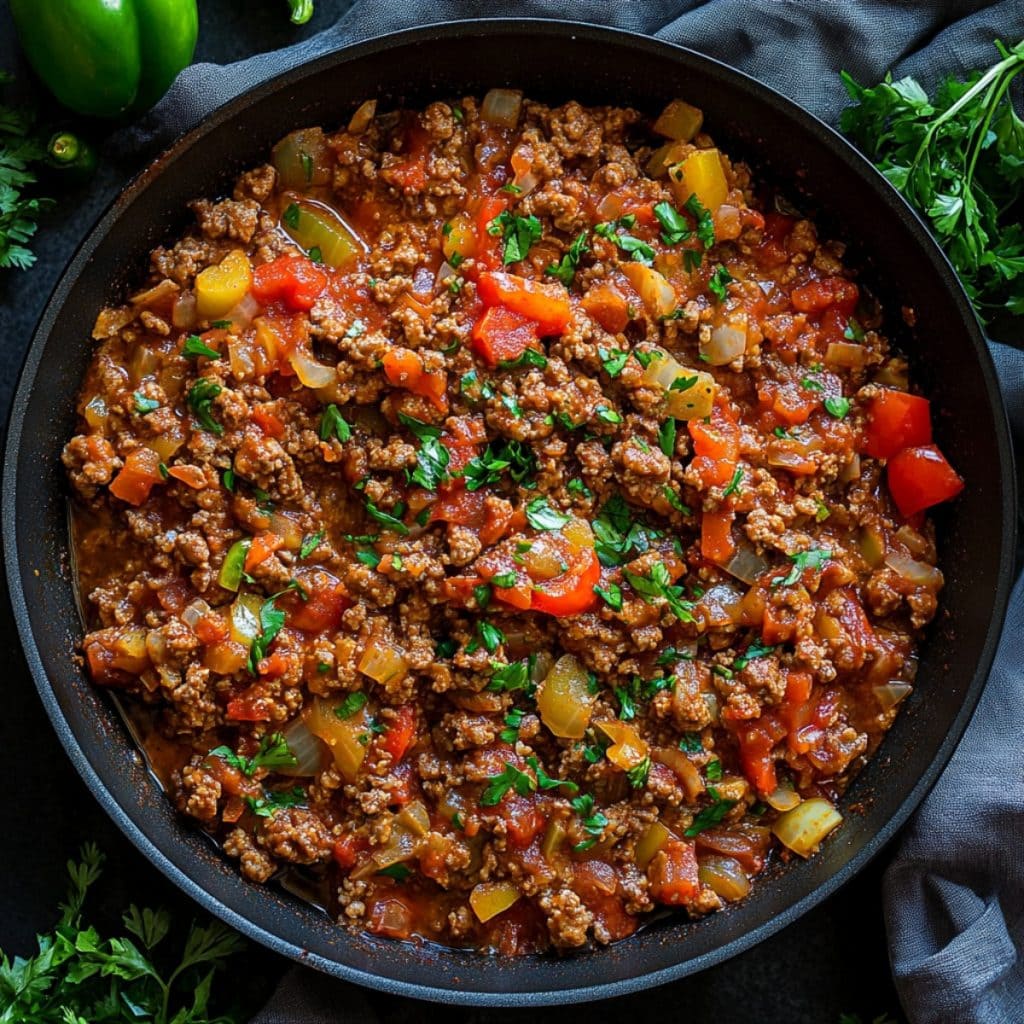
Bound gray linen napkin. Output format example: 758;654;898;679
131;3;1024;1020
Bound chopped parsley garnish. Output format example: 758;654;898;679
595;405;622;425
815;498;831;522
459;437;537;491
824;395;851;418
733;640;776;671
500;394;523;419
599;347;629;378
476;620;505;654
570;793;609;851
684;193;716;249
653;201;692;245
308;245;323;263
246;589;292;674
722;466;743;497
662;486;690;514
208;732;296;777
299;530;325;559
133;391;159;414
772;548;832;587
492;570;518;588
594;582;623;611
614;685;637;720
658;645;693;666
221;467;236;491
545;230;590;287
773;426;790;439
406;429;451;490
684;788;737;836
591;494;663;567
355;549;380;567
623;562;695;622
500;181;522;194
498;348;548;371
634;349;658;369
376;863;411;881
658;416;677;457
183;335;220;359
526;756;578;795
318;403;352;443
801;376;824;392
335;692;368;719
500;707;525;744
472;583;492;609
487;658;533;694
594;217;655;264
246;786;306;819
487;209;543;265
525;496;570;531
344;319;365;340
186;379;223;435
567;477;592;499
364;499;409;535
480;761;535;806
282;203;300;229
626;756;651;789
211;319;232;329
843;317;866;342
679;731;703;753
708;264;734;302
712;664;733;679
706;758;723;782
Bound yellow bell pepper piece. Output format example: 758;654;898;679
469;881;521;923
670;148;729;213
442;211;477;265
195;249;252;319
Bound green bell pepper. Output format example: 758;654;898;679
219;539;252;593
10;0;199;119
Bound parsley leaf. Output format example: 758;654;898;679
525;496;570;531
570;793;609;851
824;395;851;418
594;582;623;611
480;761;535;805
319;403;352;443
526;755;578;794
626;756;651;788
653;201;692;245
246;785;306;818
247;590;290;674
772;548;831;587
335;692;368;719
734;640;777;671
498;348;548;370
364;498;409;535
684;194;716;249
460;437;537;490
183;335;220;359
623;562;695;622
600;347;629;377
477;620;505;654
722;466;743;497
208;732;297;776
500;706;525;744
488;209;543;264
708;264;734;302
300;530;325;559
658;417;677;457
684;788;737;836
594;217;655;264
133;391;159;414
487;657;534;694
545;230;590;286
187;379;224;435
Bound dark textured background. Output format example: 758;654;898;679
0;3;903;1020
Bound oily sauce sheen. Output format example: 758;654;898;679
64;93;962;954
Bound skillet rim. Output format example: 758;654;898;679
2;16;1017;1006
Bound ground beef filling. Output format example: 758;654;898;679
66;92;948;954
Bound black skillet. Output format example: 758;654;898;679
2;19;1016;1007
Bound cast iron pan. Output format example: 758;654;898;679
2;19;1016;1007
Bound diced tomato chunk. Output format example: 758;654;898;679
252;405;286;438
648;840;700;905
285;575;351;633
790;276;859;315
886;444;964;517
689;400;740;488
109;447;164;506
382;347;448;412
379;705;416;762
863;389;932;460
701;509;735;564
251;255;328;311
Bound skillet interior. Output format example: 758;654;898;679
2;19;1015;1005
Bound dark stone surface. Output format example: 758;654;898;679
0;4;903;1020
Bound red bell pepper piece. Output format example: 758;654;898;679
863;389;932;460
700;508;736;564
109;447;164;506
886;444;964;517
689;400;740;488
477;271;572;335
529;546;601;617
471;306;541;367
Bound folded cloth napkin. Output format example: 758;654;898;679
130;3;1024;1020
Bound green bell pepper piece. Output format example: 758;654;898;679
219;539;251;593
10;0;198;119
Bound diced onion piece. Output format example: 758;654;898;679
598;720;649;771
720;542;769;584
654;99;704;142
765;785;801;812
172;290;198;330
287;347;337;389
282;201;365;271
530;651;555;685
541;819;567;861
279;716;326;776
480;89;523;127
895;525;930;558
536;653;597;739
839;452;861;483
698;582;745;627
269;512;303;550
396;800;430;837
180;598;212;629
874;680;913;711
510;142;540;197
470;881;521;922
435;261;458;288
561;516;594;549
204;641;247;675
130;278;179;309
702;316;747;366
84;395;108;430
859;526;886;568
669;148;728;212
825;341;867;370
771;797;842;857
522;534;568;579
884;552;943;588
698;854;751;901
358;641;408;685
225;293;260;330
228;593;262;645
305;697;368;782
348;99;377;134
272;127;331;189
651;747;704;801
635;821;671;869
713;204;742;241
622;263;677;319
